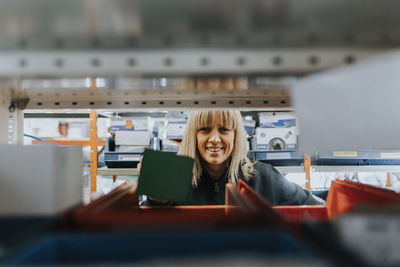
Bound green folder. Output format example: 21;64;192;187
137;149;195;203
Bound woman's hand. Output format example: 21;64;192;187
137;156;143;175
148;197;169;204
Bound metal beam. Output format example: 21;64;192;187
0;48;389;77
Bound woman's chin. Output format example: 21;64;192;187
206;158;224;167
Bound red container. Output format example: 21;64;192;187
326;179;400;219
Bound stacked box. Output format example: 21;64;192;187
165;111;188;140
114;131;151;146
110;117;152;153
255;112;298;151
159;112;187;152
166;119;186;140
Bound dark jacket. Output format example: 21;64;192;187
141;161;323;206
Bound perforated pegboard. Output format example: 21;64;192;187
24;87;291;110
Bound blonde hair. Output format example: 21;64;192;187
178;110;254;186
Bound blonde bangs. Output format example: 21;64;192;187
194;110;237;131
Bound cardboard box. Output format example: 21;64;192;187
161;139;180;152
115;131;151;146
116;145;147;153
166;120;186;140
255;127;297;151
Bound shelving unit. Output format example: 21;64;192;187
97;167;138;176
32;139;106;147
0;0;399;191
312;165;400;173
98;166;303;176
97;165;400;176
1;2;400;266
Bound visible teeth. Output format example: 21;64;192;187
207;147;223;152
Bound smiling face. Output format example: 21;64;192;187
196;113;235;173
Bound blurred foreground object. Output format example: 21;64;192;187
293;50;400;153
336;206;400;266
58;121;69;138
0;145;83;215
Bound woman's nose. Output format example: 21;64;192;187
208;129;221;143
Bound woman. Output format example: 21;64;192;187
141;110;323;206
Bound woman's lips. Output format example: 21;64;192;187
206;147;224;152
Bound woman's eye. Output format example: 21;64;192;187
220;127;230;132
199;127;210;132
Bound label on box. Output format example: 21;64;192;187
118;155;141;161
125;120;133;129
256;144;268;150
332;151;358;157
266;152;291;160
110;118;148;132
110;125;134;131
380;153;400;159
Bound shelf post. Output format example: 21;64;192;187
0;88;9;143
1;83;24;144
90;110;98;195
386;172;391;187
304;153;311;191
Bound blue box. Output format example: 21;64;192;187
1;230;318;265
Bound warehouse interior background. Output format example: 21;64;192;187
1;0;400;266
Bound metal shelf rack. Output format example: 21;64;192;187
98;165;400;176
0;0;399;192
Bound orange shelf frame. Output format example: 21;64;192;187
90;111;98;194
304;153;311;191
